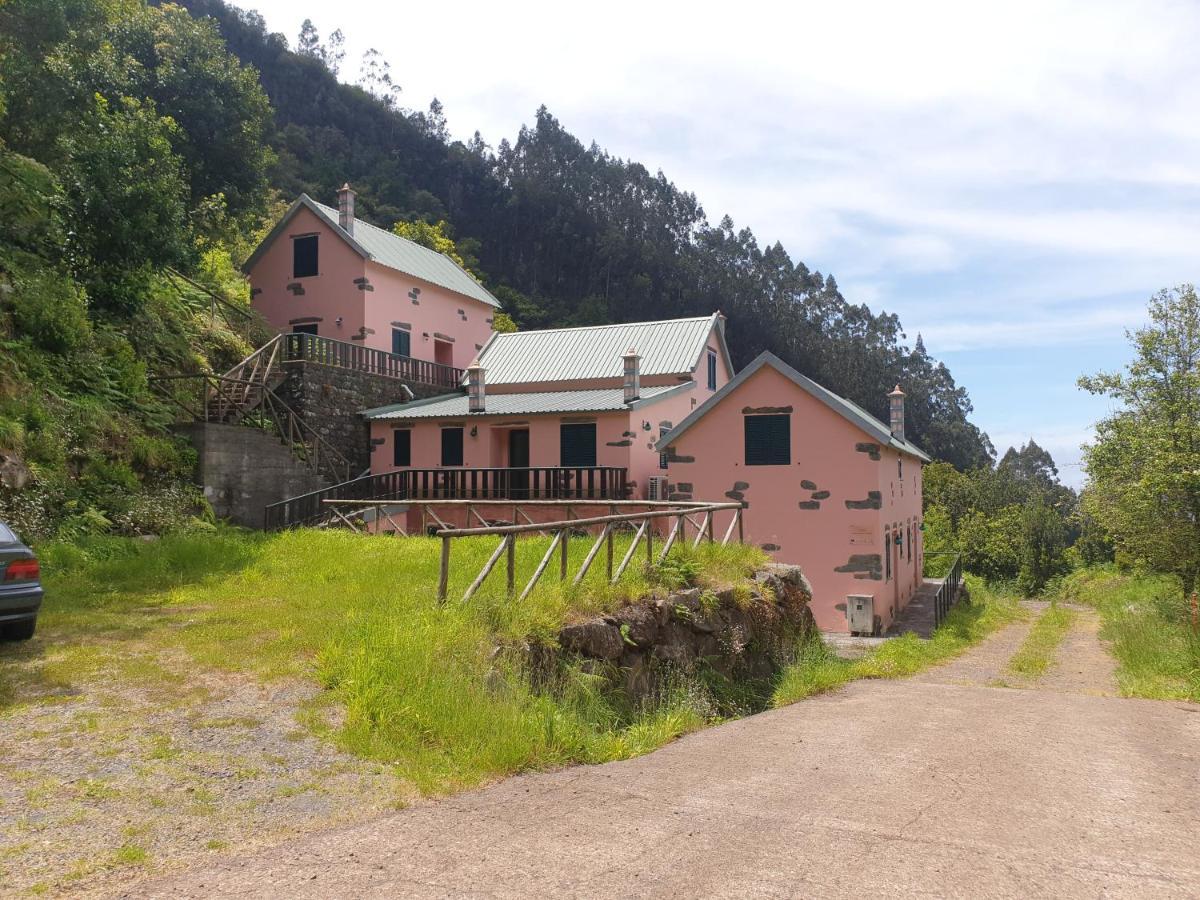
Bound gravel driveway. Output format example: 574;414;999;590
124;607;1200;899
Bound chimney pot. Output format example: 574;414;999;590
888;384;905;442
338;183;356;236
467;362;486;413
622;348;641;404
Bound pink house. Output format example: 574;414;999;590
361;315;733;513
655;352;929;634
243;186;498;383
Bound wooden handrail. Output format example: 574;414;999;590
281;332;464;389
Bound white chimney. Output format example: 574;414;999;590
467;362;486;413
623;348;641;404
888;384;905;441
337;183;356;235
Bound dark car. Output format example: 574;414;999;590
0;522;41;641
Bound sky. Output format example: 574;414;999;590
240;0;1200;488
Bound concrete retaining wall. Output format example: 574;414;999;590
179;422;329;528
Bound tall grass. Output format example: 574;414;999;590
32;528;766;794
1053;566;1200;701
771;576;1024;706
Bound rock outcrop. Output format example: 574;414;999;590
551;564;813;698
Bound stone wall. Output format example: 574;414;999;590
276;362;449;475
548;564;813;698
178;422;330;528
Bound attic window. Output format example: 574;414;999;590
707;350;718;391
293;235;318;278
744;414;790;466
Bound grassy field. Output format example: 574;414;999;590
20;527;765;794
1053;565;1200;701
770;576;1025;705
1006;605;1075;678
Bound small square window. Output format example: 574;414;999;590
293;235;318;278
744;414;790;466
441;427;464;467
393;429;411;467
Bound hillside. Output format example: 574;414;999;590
1;0;990;540
179;0;993;469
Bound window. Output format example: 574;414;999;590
392;328;411;357
707;350;718;390
293;235;318;278
907;525;912;562
291;323;318;336
898;458;903;479
744;414;790;466
440;427;464;466
560;423;597;467
393;429;411;467
886;533;893;580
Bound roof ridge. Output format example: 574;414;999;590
489;314;715;339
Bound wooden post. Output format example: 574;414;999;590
560;528;569;581
646;518;653;566
1191;591;1198;631
737;505;745;544
606;526;614;581
438;535;451;603
506;535;516;598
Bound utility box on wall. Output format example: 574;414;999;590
846;594;876;635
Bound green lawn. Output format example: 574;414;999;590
770;576;1025;706
25;527;766;795
1053;565;1200;701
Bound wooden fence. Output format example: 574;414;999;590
320;498;745;603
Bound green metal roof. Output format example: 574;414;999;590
656;352;932;463
472;314;730;385
362;383;691;420
242;194;501;309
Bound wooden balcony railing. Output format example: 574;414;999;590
263;466;629;530
282;333;463;389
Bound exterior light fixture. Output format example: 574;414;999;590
470;426;478;437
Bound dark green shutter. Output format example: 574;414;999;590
560;423;597;467
441;428;463;466
744;415;790;465
393;429;411;467
392;328;411;357
293;235;318;278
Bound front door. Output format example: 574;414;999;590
508;429;530;499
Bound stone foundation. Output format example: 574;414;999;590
545;564;813;698
275;362;449;474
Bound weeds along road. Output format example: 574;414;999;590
123;609;1200;899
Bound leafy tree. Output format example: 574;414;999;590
297;19;321;58
1080;284;1200;592
1018;497;1070;594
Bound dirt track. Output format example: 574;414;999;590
118;607;1200;899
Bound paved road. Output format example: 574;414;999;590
126;611;1200;899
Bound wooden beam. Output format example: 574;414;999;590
519;531;563;602
614;520;649;583
462;535;510;603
